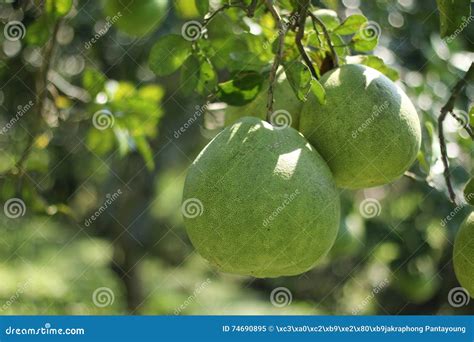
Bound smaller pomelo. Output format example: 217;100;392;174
299;64;421;189
453;212;474;297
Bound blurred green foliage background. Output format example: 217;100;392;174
0;0;473;315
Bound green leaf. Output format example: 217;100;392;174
329;33;349;58
197;59;217;95
180;55;217;96
312;9;341;30
149;35;192;76
469;106;474;123
82;68;107;98
333;14;368;35
86;128;115;155
45;0;73;17
217;72;264;106
135;136;155;171
436;0;471;38
180;55;200;95
195;0;209;16
417;151;430;174
310;79;326;105
284;61;312;101
113;128;131;157
345;55;400;81
229;51;269;72
26;17;51;46
351;28;379;52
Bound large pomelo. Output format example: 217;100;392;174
225;78;303;129
104;0;168;37
299;64;421;189
453;212;474;297
182;117;340;278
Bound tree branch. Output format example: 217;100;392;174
264;0;287;121
438;62;474;204
203;1;260;26
295;1;318;79
308;11;339;68
14;20;61;174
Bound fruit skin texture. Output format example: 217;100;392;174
104;0;168;37
182;117;340;278
299;64;421;189
225;78;303;129
453;212;474;297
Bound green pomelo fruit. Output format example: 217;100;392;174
453;212;474;297
464;178;474;206
225;78;303;129
104;0;168;37
299;64;421;189
182;117;340;278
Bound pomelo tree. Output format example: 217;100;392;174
0;0;473;313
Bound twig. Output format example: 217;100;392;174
48;70;91;103
264;0;287;120
247;0;259;17
203;0;259;26
438;62;474;204
308;11;339;68
295;1;318;79
404;171;436;189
